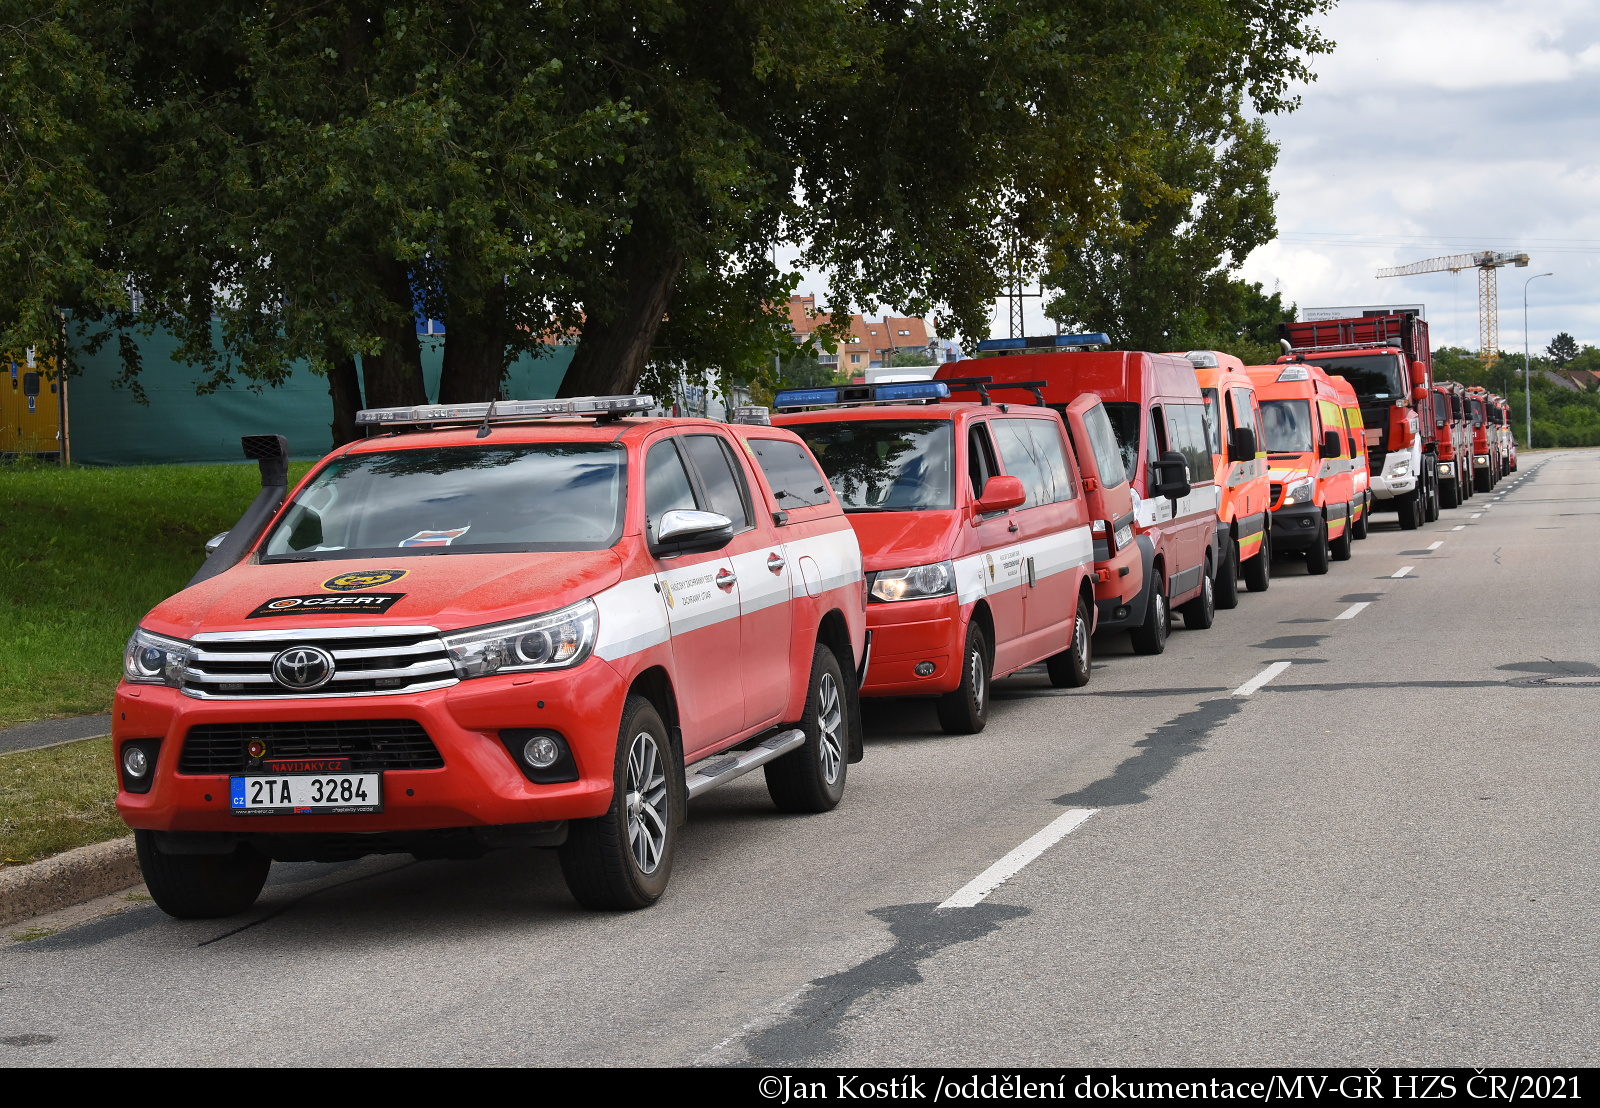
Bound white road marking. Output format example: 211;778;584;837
1393;566;1415;578
1452;525;1465;531
1426;541;1444;550
939;808;1098;909
1336;602;1369;620
1233;661;1292;698
1471;513;1483;518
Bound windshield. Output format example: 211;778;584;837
1306;354;1406;404
262;443;626;560
790;419;954;511
1100;402;1143;482
1260;399;1315;453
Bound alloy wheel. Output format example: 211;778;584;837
816;672;843;785
625;732;669;875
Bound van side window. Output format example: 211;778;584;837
992;418;1075;507
682;434;753;530
645;439;699;542
1230;388;1262;449
1165;404;1215;482
1201;388;1223;455
1317;401;1347;457
967;422;1000;499
748;437;833;508
1080;402;1127;489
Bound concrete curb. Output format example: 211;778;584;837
0;836;142;929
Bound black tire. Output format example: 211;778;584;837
1474;468;1491;493
1330;519;1352;561
1179;559;1215;630
1439;477;1458;510
1398;490;1422;530
1214;538;1240;610
1423;474;1440;522
765;644;850;812
135;830;271;920
1352;496;1369;539
1305;520;1331;575
559;696;679;910
936;621;991;734
1046;593;1093;688
1243;532;1271;592
1129;574;1170;655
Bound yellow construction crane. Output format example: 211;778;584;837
1375;251;1529;365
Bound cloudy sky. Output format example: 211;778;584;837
791;1;1600;355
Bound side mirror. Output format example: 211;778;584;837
1151;450;1191;500
1227;426;1256;462
653;509;734;555
1412;385;1429;402
975;475;1026;514
1409;360;1428;388
205;532;229;556
1319;429;1342;459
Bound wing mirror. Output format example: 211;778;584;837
205;532;229;556
1150;450;1191;500
653;509;734;555
1227;426;1256;462
1319;430;1342;459
974;475;1026;514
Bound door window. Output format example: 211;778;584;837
992;418;1075;506
1202;389;1223;455
1080;402;1128;489
967;422;1000;499
1164;404;1214;482
645;439;698;543
1230;388;1262;448
682;434;753;529
747;437;832;508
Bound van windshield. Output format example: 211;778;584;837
790;419;954;511
1260;399;1315;453
1306;354;1406;404
261;443;627;560
1100;402;1143;482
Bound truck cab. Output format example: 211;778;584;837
114;396;866;918
1181;349;1272;601
1247;361;1360;573
1433;380;1472;508
936;338;1221;656
1465;388;1499;492
772;381;1098;735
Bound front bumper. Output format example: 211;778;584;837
113;660;626;835
1269;503;1324;551
1369;451;1418;500
861;594;962;696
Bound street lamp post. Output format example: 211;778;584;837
1523;272;1553;452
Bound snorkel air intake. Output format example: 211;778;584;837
187;435;290;587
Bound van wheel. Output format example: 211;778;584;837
1129;577;1169;655
1214;540;1240;610
135;830;271;920
1352;497;1370;539
1243;533;1271;592
559;696;679;910
766;644;850;812
1398;490;1422;530
1046;594;1093;688
1305;521;1331;574
936;622;991;734
1330;515;1353;561
1179;560;1215;630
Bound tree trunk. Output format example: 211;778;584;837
326;345;363;447
362;261;428;409
437;284;512;404
558;238;684;398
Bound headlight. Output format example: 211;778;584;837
442;599;599;678
1391;464;1409;478
870;561;956;603
123;629;192;687
1282;479;1314;506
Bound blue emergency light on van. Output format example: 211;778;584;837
976;333;1110;353
772;381;951;410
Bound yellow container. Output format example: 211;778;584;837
1;349;64;456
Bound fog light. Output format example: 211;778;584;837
914;661;936;677
1300;518;1314;528
523;735;561;768
122;745;149;779
1115;606;1129;619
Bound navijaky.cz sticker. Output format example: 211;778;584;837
399;527;470;548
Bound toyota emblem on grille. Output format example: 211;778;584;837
271;645;336;690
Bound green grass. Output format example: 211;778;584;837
0;737;125;867
0;459;313;727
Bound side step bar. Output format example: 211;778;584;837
685;728;805;799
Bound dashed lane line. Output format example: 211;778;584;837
1393;566;1415;578
938;808;1098;909
1426;540;1444;550
1335;602;1370;620
1471;513;1483;518
1452;525;1465;531
1233;661;1292;698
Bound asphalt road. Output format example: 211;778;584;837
5;450;1597;1067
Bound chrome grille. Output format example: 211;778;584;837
183;625;457;699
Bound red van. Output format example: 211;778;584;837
772;381;1103;734
115;397;866;917
937;339;1220;655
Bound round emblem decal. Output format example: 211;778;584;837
271;645;337;690
322;569;408;592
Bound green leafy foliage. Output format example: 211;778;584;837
1546;332;1578;367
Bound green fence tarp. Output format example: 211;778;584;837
65;323;573;466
